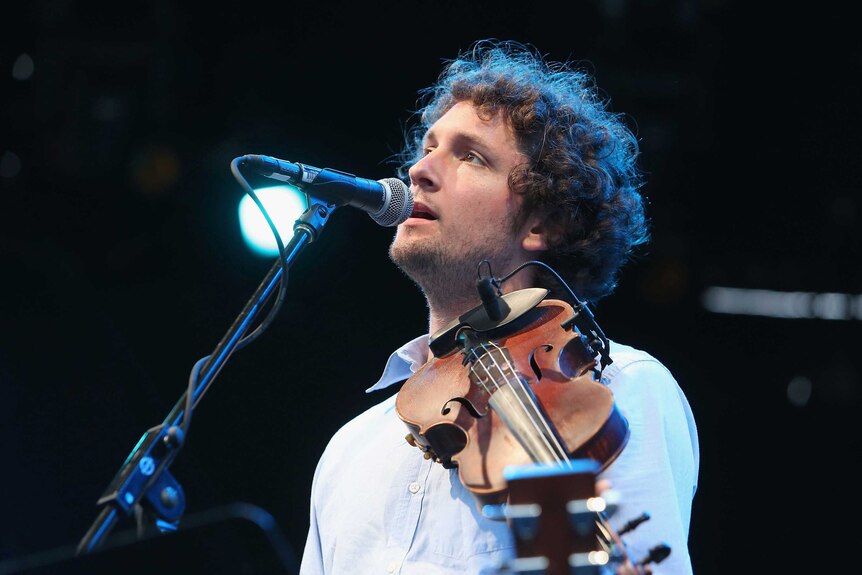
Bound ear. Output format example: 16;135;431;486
520;213;550;253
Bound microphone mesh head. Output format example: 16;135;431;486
372;178;414;226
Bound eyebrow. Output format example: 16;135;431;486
423;128;498;164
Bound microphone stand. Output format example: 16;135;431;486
76;198;333;556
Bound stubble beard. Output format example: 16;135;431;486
388;227;518;319
389;240;475;311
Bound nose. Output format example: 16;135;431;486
408;150;440;193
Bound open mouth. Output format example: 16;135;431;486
409;202;437;220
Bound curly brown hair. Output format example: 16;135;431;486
397;40;649;303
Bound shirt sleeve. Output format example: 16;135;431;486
599;356;700;575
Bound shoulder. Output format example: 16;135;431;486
313;391;404;476
600;340;684;403
602;340;673;380
332;392;400;438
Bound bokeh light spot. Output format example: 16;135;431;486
238;185;307;257
787;376;812;407
12;53;34;80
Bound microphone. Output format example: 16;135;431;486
238;154;413;227
476;275;504;322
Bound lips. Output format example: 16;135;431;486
409;201;437;220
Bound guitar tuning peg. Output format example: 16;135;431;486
502;503;543;540
566;489;620;537
637;543;671;567
580;487;622;518
617;512;650;536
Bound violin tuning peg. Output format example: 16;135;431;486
404;433;441;462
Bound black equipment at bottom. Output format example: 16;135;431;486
0;503;298;575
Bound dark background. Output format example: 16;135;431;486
1;1;860;573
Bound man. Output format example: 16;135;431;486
299;40;699;574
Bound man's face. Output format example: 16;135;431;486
389;101;544;303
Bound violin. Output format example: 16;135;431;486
395;285;670;574
396;287;629;507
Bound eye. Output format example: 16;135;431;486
461;151;485;165
422;146;435;156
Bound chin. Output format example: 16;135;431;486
390;232;428;259
389;241;445;279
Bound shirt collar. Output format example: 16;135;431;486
365;333;430;393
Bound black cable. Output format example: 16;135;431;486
496;260;581;308
227;157;290;349
491;259;612;369
178;159;291;436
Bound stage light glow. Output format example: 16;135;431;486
702;287;862;321
238;185;307;257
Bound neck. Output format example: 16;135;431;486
423;268;536;359
425;293;477;337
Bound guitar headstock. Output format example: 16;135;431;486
490;460;670;575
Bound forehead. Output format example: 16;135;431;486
424;101;517;150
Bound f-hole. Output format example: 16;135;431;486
442;397;486;418
528;344;554;381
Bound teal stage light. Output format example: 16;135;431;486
238;185;308;257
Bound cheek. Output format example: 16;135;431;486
454;174;509;206
462;190;516;224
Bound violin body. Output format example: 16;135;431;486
396;297;630;507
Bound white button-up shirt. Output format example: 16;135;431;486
299;334;699;574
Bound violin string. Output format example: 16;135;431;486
469;342;570;467
472;343;567;467
469;345;548;460
469;342;617;555
492;342;571;467
488;341;573;466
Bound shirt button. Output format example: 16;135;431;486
408;481;421;494
386;561;399;573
